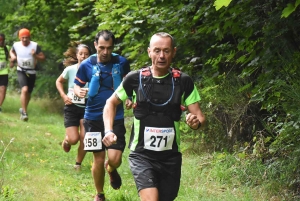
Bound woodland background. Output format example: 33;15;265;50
1;0;300;197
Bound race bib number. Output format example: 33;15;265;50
0;61;7;70
68;88;85;104
18;58;34;69
84;132;102;151
144;127;175;151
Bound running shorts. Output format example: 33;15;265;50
64;104;85;127
17;71;36;93
0;74;8;86
129;151;182;201
83;118;126;152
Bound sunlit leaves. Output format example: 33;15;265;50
214;0;232;10
281;0;300;18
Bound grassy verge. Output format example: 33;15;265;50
0;93;295;201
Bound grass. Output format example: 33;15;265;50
0;92;296;201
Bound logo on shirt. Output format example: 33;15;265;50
145;128;174;133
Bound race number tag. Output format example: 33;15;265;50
144;127;175;151
18;58;34;69
0;61;7;70
68;88;85;104
84;132;102;151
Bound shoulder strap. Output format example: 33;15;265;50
111;53;119;63
89;54;100;78
140;67;181;78
111;53;123;74
89;54;98;65
171;67;181;78
140;67;151;76
111;53;123;90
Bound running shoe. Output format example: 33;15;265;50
62;140;71;152
19;108;28;121
94;193;105;201
73;164;81;170
105;160;122;190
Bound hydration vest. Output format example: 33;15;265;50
133;67;183;121
88;53;123;97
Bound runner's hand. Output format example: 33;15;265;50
77;88;88;98
63;94;72;105
186;113;200;129
125;99;133;110
31;49;36;56
102;132;117;147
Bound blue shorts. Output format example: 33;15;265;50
83;118;126;152
129;151;182;201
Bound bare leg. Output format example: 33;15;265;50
0;85;7;107
105;149;123;190
20;86;30;113
106;149;122;170
139;188;159;201
92;151;106;193
76;119;87;163
65;126;80;145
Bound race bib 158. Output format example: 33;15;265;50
84;132;102;151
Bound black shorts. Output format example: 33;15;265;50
0;74;8;86
17;71;36;93
129;151;182;201
64;104;85;128
83;118;126;152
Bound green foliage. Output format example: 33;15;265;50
2;0;300;195
0;94;297;200
0;138;16;200
281;0;300;18
214;0;232;10
0;185;15;201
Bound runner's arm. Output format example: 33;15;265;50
186;102;206;130
56;75;72;105
103;93;122;132
9;49;16;62
102;93;123;146
32;49;46;62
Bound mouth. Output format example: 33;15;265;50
22;42;29;46
157;61;166;65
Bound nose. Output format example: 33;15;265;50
159;50;165;58
103;48;109;55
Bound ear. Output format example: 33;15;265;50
172;47;177;58
147;47;151;57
